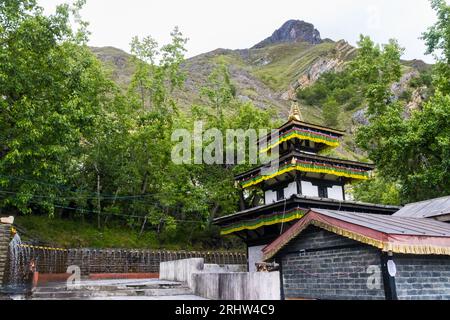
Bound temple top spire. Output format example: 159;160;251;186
288;100;303;122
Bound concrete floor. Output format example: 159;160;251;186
17;278;207;300
87;295;207;300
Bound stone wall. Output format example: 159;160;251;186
0;224;10;286
159;258;204;289
279;227;385;300
192;272;280;300
394;255;450;300
160;258;279;300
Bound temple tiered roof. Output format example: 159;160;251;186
216;195;400;236
236;150;374;189
215;101;382;244
259;120;345;153
259;103;345;154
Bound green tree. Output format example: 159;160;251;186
98;29;191;235
296;68;365;116
322;97;340;127
190;63;275;218
350;36;403;117
422;0;450;94
353;2;450;203
128;27;187;111
0;0;115;215
352;176;401;205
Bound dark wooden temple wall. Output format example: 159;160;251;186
279;228;386;300
394;255;450;300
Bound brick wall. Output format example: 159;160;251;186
0;224;10;286
279;227;385;300
394;255;450;300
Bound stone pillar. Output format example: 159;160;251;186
0;222;12;286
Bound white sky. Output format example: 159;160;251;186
38;0;444;63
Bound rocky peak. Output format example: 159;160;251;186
252;20;322;49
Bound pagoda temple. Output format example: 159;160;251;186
214;102;400;271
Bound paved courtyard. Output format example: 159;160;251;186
15;278;206;300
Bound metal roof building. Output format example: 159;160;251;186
264;209;450;261
263;207;450;300
393;196;450;220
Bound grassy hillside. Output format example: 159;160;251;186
91;40;429;163
249;41;336;91
15;215;242;250
90;41;351;119
90;46;135;89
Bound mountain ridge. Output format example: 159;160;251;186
90;19;431;162
90;19;429;110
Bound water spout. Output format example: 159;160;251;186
8;233;23;287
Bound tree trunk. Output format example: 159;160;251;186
104;187;120;227
94;164;101;229
57;207;64;219
139;80;145;109
251;194;261;207
156;219;162;247
140;171;148;194
139;216;148;237
209;203;220;225
238;189;246;211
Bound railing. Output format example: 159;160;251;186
19;244;69;274
68;249;247;275
13;244;247;275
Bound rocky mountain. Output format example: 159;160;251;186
90;19;430;160
91;36;357;118
90;46;135;87
252;20;322;48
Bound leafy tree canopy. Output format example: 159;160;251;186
353;0;450;204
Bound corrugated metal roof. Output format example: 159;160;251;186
393;196;450;218
312;208;450;237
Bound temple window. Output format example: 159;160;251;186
318;185;328;198
301;181;319;197
327;185;344;201
276;189;285;201
284;181;298;199
264;190;277;204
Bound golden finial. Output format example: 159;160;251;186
288;100;303;122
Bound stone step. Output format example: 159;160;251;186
33;282;182;293
31;294;207;301
32;287;192;299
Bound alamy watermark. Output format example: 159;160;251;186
66;265;81;289
366;265;382;290
171;121;280;174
